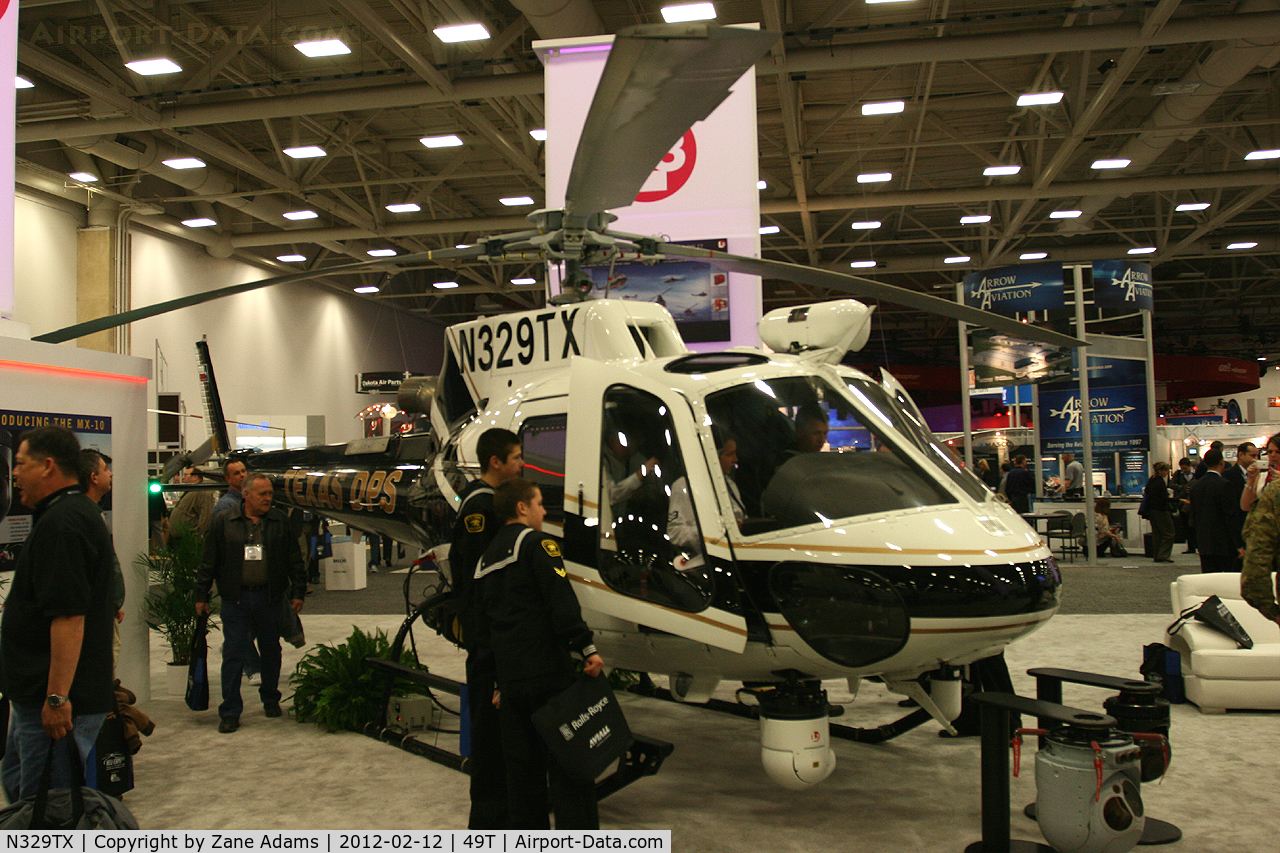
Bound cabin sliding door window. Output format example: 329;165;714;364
597;385;711;613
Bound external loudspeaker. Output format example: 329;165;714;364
1035;729;1144;853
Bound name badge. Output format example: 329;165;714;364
244;545;263;561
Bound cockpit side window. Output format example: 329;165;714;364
596;386;712;613
706;375;956;533
519;415;566;524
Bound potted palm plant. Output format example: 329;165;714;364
139;524;218;696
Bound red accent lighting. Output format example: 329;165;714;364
0;359;148;384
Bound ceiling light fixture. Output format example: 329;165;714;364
385;203;421;213
1049;210;1082;219
420;134;463;148
857;172;892;183
1128;246;1157;255
757;180;767;190
850;260;877;269
68;172;98;183
283;210;318;221
125;58;182;75
511;278;537;285
283;145;326;159
759;225;780;235
960;215;991;224
983;165;1021;176
15;76;34;89
1244;149;1280;160
294;39;350;57
1175;202;1211;212
367;249;398;257
434;24;490;43
500;196;535;206
354;286;380;294
1017;91;1063;106
181;218;217;228
529;129;547;141
1020;252;1048;260
277;254;307;263
945;255;971;264
1091;158;1131;169
861;100;905;116
661;3;716;23
1227;242;1258;250
162;157;206;170
851;220;881;230
433;281;460;289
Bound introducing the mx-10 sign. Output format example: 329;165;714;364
450;309;583;374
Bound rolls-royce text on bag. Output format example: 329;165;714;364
531;675;634;784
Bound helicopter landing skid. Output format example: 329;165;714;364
362;656;673;800
636;684;933;744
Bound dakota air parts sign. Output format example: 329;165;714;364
963;262;1065;316
1092;261;1153;312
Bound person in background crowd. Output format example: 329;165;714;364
1240;467;1280;629
1189;448;1244;573
976;459;1000;490
1055;452;1084;499
1194;441;1224;480
1225;443;1256;552
997;461;1013;499
195;473;306;733
78;449;126;667
1084;496;1126;557
1172;457;1196;554
212;459;247;520
2;427;115;799
1143;461;1176;563
1241;434;1280;515
168;466;216;542
1004;455;1035;514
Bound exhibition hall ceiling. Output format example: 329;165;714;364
14;0;1280;360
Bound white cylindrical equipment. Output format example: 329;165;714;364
759;714;835;790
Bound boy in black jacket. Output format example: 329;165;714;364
473;478;604;829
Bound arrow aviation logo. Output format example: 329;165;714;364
1049;395;1137;433
970;275;1042;311
1107;265;1153;302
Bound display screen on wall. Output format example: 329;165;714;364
1;409;113;569
585;238;731;343
968;330;1073;388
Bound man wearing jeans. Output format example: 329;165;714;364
196;472;306;733
1;426;115;799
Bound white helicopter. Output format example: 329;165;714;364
39;23;1085;789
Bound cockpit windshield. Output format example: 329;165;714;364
705;374;958;534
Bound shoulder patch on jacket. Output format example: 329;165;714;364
541;538;562;559
464;513;486;534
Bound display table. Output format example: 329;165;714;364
322;535;366;590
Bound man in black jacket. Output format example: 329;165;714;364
196;472;306;732
1143;461;1176;563
1189;449;1244;573
474;478;604;830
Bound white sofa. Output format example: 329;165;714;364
1164;573;1280;713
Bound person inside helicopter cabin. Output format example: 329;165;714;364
668;428;745;560
602;425;661;520
785;404;829;458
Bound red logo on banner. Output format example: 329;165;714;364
635;131;697;203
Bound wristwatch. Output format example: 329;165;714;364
46;694;68;708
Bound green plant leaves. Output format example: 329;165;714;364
289;627;430;733
138;531;218;666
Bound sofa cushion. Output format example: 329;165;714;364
1189;645;1280;680
1170;573;1278;643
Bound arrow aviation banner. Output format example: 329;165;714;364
963;262;1065;316
1092;260;1153;312
1038;354;1150;452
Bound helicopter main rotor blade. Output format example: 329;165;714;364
32;245;488;344
655;243;1089;350
564;24;779;221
